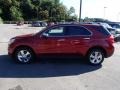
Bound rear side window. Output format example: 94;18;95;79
65;26;91;36
97;26;111;36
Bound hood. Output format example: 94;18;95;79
14;33;34;39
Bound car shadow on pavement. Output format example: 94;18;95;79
0;55;102;78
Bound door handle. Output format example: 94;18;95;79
73;40;79;42
58;39;65;42
74;42;80;44
83;38;90;40
72;40;80;44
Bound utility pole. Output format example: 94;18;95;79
117;12;120;21
79;0;82;22
104;7;107;19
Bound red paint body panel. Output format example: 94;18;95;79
8;24;114;58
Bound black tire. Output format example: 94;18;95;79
14;47;35;64
87;49;104;65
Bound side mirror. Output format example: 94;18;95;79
42;33;49;38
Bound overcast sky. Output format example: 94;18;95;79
61;0;120;22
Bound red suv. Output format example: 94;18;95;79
8;24;114;65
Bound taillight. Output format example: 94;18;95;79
108;35;115;43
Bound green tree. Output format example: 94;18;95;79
0;17;3;23
2;0;12;7
20;0;34;20
32;0;41;6
55;4;67;21
39;10;49;20
11;0;20;7
0;8;2;15
0;0;12;20
10;6;23;21
0;0;78;21
68;7;75;16
54;0;60;5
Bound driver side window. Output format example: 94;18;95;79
47;27;65;36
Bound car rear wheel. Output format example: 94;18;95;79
87;49;104;65
14;47;35;64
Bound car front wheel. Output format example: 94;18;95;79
14;47;35;64
87;49;104;65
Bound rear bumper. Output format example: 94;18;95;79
105;44;115;58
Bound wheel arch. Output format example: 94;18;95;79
86;46;107;58
13;45;36;57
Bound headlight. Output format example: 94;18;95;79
8;38;16;45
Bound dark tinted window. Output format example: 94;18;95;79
66;26;91;36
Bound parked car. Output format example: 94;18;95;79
47;22;55;26
32;21;47;27
105;23;120;42
8;24;114;65
16;21;24;26
108;23;120;34
84;22;117;37
96;22;117;36
108;23;120;28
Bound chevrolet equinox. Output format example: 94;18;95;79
8;24;114;65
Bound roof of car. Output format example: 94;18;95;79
52;23;101;27
33;21;45;23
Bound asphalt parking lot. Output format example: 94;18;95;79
0;24;120;90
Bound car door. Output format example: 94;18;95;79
65;26;92;55
47;26;75;53
36;26;74;54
